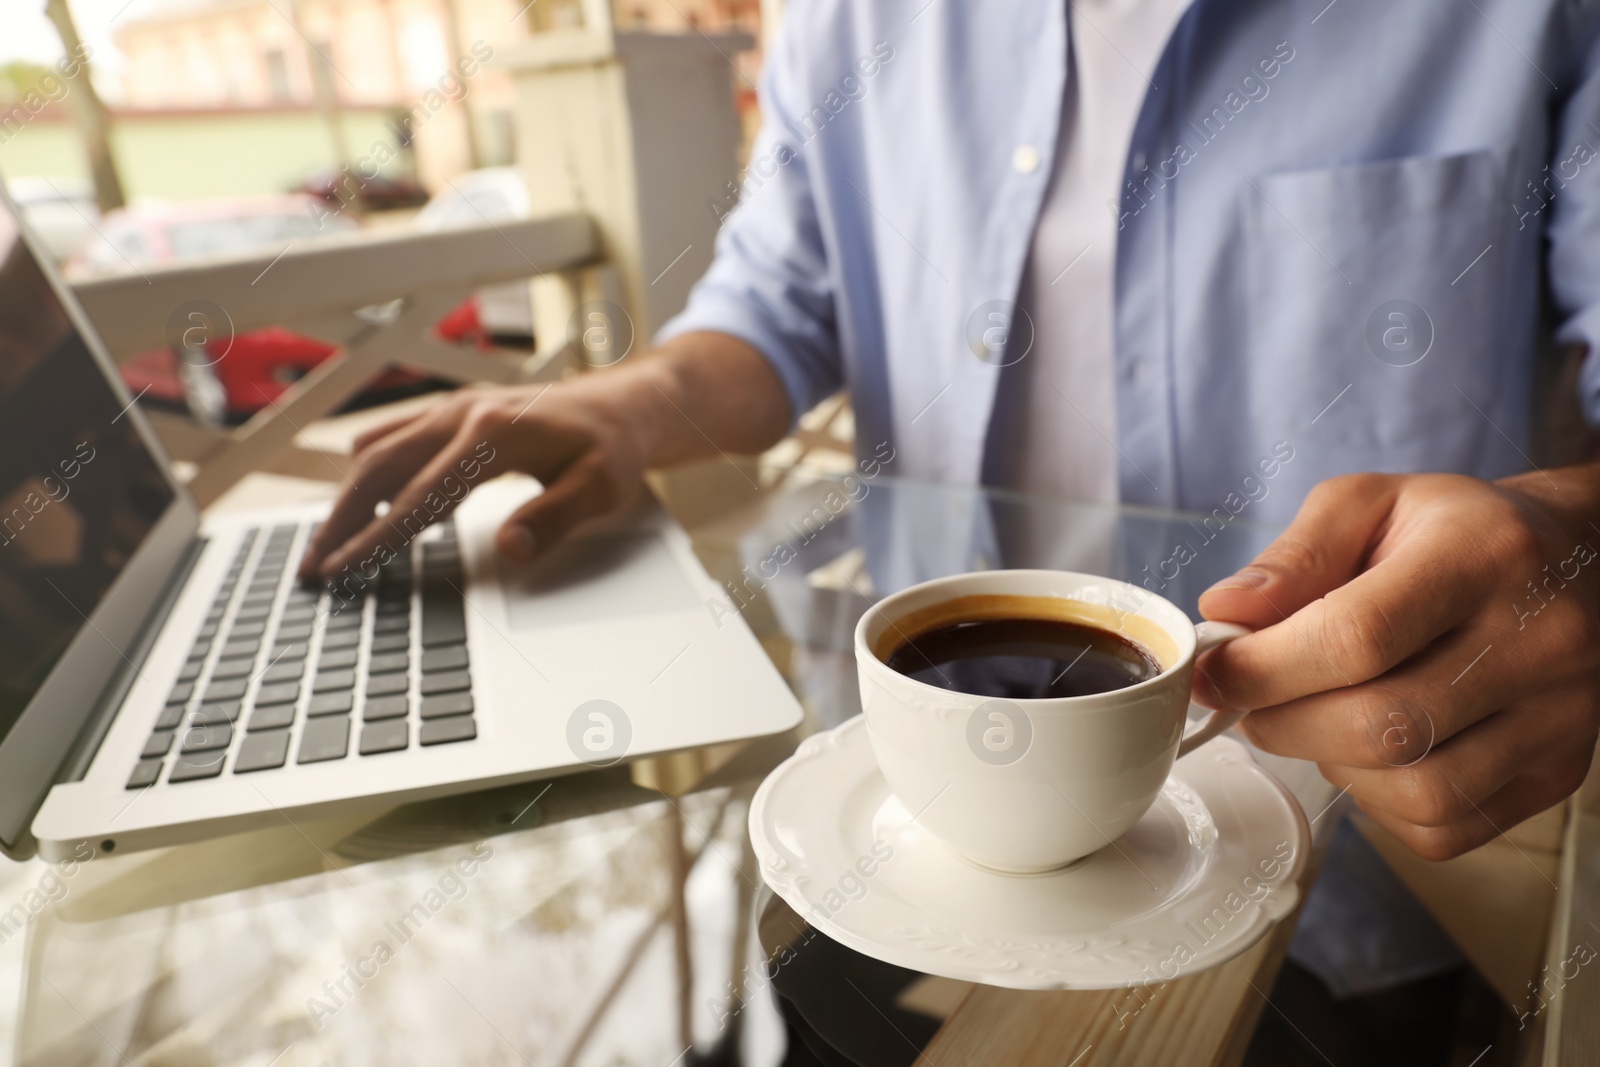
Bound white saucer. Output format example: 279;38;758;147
749;716;1310;990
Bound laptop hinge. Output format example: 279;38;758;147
57;535;208;785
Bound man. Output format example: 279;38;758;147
301;0;1600;870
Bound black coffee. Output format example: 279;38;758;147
884;616;1162;699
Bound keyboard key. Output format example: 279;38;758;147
280;605;317;625
363;695;408;721
154;704;185;730
366;673;408;697
178;659;205;682
190;638;213;659
420;670;471;696
322;628;360;650
181;721;232;752
276;623;313;642
256;682;300;707
313;669;355;693
298;717;350;763
420;645;468;672
426;559;463;580
234;602;272;622
371;632;409;653
375;597;410;616
316;647;358;670
193;701;241;726
210;656;255;680
229;620;267;639
168;750;227;781
373;614;410;635
127;759;162;789
272;642;310;661
262;660;306;684
325;609;363;631
249;702;296;731
421;692;474;719
204;677;248;702
420;716;476;746
309;691;353;716
234;730;291;773
167;681;194;705
222;639;259;660
360;720;409;755
368;651;409;675
141;730;174;758
196;621;219;639
420;588;467;648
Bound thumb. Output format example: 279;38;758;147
1198;473;1399;629
495;455;623;564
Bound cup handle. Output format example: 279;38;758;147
1176;621;1253;759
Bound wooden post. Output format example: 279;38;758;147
439;0;484;170
42;0;125;213
288;0;356;207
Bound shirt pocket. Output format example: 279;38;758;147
1243;148;1515;463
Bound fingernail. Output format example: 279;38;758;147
1205;568;1270;596
501;525;537;562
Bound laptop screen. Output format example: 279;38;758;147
0;194;174;747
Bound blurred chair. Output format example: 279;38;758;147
72;216;601;507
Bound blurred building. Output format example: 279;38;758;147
107;0;765;194
0;0;765;209
111;0;529;191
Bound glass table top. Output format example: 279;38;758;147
0;470;1287;1067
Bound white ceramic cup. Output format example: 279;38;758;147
854;569;1249;874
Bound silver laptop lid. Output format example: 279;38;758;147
0;178;198;858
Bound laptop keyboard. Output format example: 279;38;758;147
127;520;477;789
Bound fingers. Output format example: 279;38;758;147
352;407;429;453
1307;683;1596;859
299;411;458;579
318;422;500;579
1195;524;1485;711
1352;762;1586;862
496;453;626;564
1198;473;1399;629
1234;627;1520;768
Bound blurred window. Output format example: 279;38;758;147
264;49;291;102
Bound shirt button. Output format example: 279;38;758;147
1131;150;1147;171
1012;144;1041;174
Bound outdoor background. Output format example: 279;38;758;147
2;0;764;203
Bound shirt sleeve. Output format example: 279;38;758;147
654;8;844;428
1547;28;1600;423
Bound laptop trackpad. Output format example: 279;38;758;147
500;532;701;630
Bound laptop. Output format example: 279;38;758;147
0;181;803;862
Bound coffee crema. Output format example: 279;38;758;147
878;594;1166;700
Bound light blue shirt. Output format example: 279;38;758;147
660;0;1600;524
